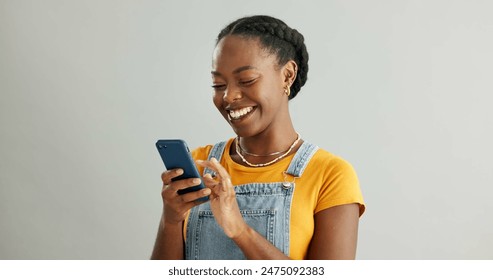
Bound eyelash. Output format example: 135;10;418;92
240;79;257;87
211;84;225;90
211;79;256;90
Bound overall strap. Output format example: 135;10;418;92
285;141;319;177
203;141;227;176
203;139;319;178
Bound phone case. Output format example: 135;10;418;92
156;139;208;202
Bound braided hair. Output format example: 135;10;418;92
217;15;309;100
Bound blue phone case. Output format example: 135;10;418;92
156;139;208;202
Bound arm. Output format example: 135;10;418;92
307;203;360;259
150;215;185;260
231;225;290;259
150;169;211;260
233;203;360;260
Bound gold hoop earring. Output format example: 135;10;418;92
284;86;291;97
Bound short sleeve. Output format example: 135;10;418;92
314;156;366;216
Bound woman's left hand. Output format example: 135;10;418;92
196;158;248;239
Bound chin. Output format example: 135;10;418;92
230;125;262;138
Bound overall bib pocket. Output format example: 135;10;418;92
193;209;276;260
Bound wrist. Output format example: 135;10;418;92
162;207;187;226
230;222;250;242
161;213;184;229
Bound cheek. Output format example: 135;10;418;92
257;84;283;104
212;92;224;111
259;74;284;98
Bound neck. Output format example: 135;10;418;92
235;132;300;167
238;126;298;157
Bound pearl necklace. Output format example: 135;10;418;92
235;133;301;167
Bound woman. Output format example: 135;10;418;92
151;15;365;260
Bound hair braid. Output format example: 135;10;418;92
217;15;309;99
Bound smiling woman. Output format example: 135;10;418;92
151;15;365;260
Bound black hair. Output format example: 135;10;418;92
216;15;309;100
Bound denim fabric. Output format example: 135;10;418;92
185;141;318;260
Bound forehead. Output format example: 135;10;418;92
212;35;276;72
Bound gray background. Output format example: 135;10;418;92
1;0;492;259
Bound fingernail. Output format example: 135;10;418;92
193;178;201;184
211;157;218;163
203;189;211;195
176;169;183;175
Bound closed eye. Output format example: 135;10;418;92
239;78;256;86
211;84;226;90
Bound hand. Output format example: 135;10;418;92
160;168;211;225
197;158;248;239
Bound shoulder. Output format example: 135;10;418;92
309;148;357;177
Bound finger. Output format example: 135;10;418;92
161;169;184;185
164;197;209;221
197;158;230;181
209;158;230;179
202;174;219;188
205;182;220;197
196;159;212;169
184;196;210;209
196;158;233;194
209;158;233;192
164;186;210;207
168;178;204;192
179;188;211;203
162;177;204;202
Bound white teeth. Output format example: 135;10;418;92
229;107;253;120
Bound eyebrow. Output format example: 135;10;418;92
211;65;258;76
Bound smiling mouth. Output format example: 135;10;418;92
227;106;255;121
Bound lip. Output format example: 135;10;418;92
226;106;257;122
224;104;257;111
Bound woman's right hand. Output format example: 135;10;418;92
161;168;211;224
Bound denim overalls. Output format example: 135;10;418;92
185;140;319;259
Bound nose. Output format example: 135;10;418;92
223;86;242;103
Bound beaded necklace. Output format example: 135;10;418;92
235;133;301;167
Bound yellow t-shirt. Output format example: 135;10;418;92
191;138;365;260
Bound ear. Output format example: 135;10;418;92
282;60;298;87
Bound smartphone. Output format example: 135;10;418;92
155;139;208;202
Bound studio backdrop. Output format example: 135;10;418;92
1;0;492;259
